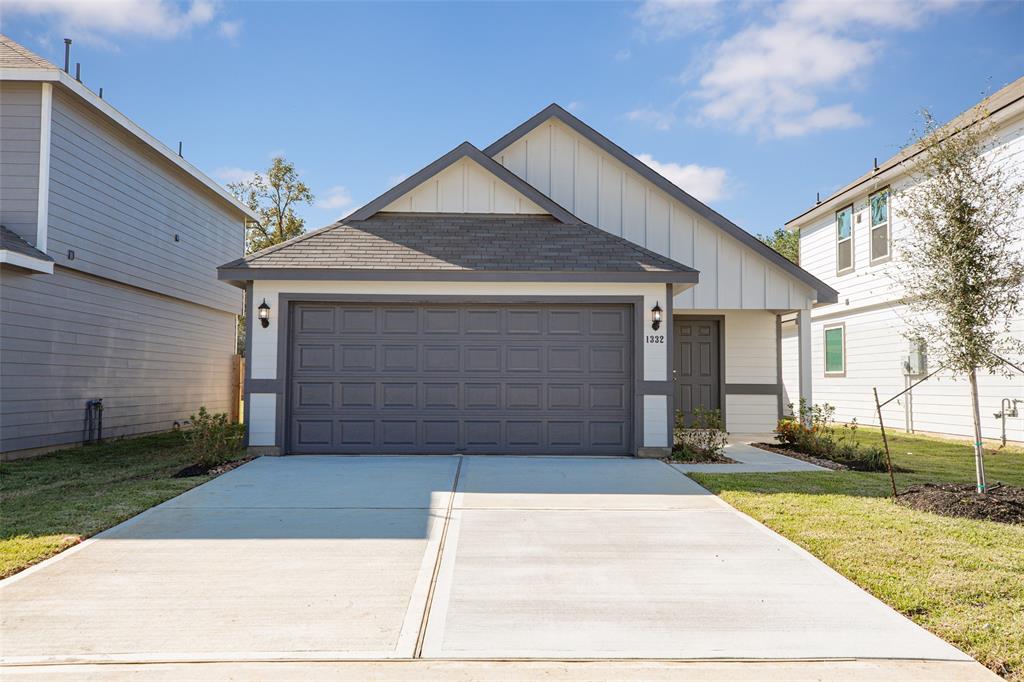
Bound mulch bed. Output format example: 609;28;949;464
172;457;254;478
665;450;738;464
751;442;848;470
896;482;1024;525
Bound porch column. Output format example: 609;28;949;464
797;307;812;423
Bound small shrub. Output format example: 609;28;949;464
185;406;244;467
674;407;728;460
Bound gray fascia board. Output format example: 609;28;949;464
484;103;838;304
216;267;699;284
342;141;580;224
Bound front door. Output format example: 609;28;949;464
673;318;721;426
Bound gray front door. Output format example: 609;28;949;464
674;318;721;425
287;302;633;455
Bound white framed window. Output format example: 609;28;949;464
824;323;846;376
869;188;891;263
836;205;854;274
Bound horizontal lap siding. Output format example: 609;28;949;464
781;305;1023;442
46;88;242;314
0;266;236;453
0;81;40;243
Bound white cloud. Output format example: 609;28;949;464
3;0;220;44
215;166;257;185
636;154;729;203
316;185;355;212
688;0;958;138
634;0;723;40
626;107;677;131
218;20;241;41
614;48;632;61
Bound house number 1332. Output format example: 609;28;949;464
646;334;665;343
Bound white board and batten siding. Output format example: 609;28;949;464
490;117;817;312
382;157;547;215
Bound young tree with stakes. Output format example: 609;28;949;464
895;106;1024;493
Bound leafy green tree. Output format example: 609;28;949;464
758;227;799;263
895;107;1024;493
229;156;313;254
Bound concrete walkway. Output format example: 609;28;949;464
671;433;828;473
0;455;993;680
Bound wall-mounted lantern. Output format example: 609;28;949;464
257;299;271;328
651;301;663;331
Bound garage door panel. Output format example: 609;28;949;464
288;303;633;454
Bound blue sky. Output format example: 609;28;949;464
4;1;1023;236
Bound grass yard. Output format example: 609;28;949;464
0;432;248;579
693;428;1024;680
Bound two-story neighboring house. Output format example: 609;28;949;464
782;76;1024;445
0;35;256;458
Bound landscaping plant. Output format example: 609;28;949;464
773;403;889;472
184;406;245;468
894;106;1024;493
673;407;729;461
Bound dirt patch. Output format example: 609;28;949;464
751;443;848;470
172;457;253;479
897;482;1024;525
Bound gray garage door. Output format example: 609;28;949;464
287;302;634;455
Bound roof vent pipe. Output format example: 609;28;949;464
816;192;820;205
98;87;103;99
63;38;72;73
75;62;81;81
178;141;183;157
873;157;879;171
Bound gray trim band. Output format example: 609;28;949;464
218;268;699;286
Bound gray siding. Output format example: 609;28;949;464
0;81;40;244
0;265;236;454
47;87;243;314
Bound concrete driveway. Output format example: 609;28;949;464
0;455;993;679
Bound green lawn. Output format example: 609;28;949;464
0;432;248;579
693;429;1024;680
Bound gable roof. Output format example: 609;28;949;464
344;141;582;224
485;103;837;304
786;74;1024;229
218;213;698;285
0;34;256;222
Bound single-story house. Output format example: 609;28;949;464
219;105;836;456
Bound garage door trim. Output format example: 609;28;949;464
270;294;646;455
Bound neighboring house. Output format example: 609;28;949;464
782;76;1024;444
0;36;256;458
219;106;836;456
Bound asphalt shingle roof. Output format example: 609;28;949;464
220;213;696;277
1;225;53;261
0;35;57;70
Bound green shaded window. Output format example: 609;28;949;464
825;327;845;374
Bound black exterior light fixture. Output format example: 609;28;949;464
651;301;663;331
257;299;271;328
